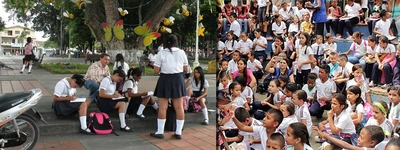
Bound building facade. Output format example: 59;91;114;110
0;26;36;55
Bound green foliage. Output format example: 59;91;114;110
0;17;5;31
43;40;59;48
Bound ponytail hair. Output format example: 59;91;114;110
165;34;179;53
127;68;142;79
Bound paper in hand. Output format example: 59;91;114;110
71;98;86;103
112;96;125;100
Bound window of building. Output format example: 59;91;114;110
25;31;30;35
15;31;20;35
7;31;12;35
12;39;15;43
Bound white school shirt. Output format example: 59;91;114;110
345;3;362;18
122;78;138;94
324;42;337;54
375;19;392;37
54;78;77;97
292;7;309;20
239;118;262;150
279;8;291;20
311;43;325;56
346;78;370;101
288;23;300;33
376;43;396;54
232;95;247;108
247;59;262;72
315;78;336;100
365;118;393;135
230;20;241;37
346;101;364;116
272;21;287;34
277;115;298;136
225;40;239;51
389;103;400;122
258;0;268;7
113;61;129;75
238;39;253;53
298;45;313;70
366;45;378;55
148;54;157;62
362;0;368;8
252;126;278;150
99;76;117;95
296;103;313;136
334;110;356;134
349;39;368;57
154;47;188;74
241;86;254;104
302;84;316;99
228;60;239;73
218;41;225;51
189;78;209;92
310;66;319;74
273;91;284;104
218;81;231;90
335;62;354;78
271;42;287;54
253;36;268;51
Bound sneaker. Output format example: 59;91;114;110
381;84;391;89
202;120;209;125
369;81;374;87
314;136;326;143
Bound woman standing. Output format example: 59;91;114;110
113;53;129;75
151;34;188;140
306;0;327;36
20;37;34;74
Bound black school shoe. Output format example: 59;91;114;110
79;128;93;135
120;126;133;132
150;133;164;139
173;134;181;140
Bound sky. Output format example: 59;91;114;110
0;0;48;41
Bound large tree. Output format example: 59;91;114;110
3;0;177;50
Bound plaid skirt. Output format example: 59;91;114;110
154;73;186;98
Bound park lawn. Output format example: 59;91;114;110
40;62;154;75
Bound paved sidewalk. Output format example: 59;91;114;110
0;56;217;150
32;125;215;150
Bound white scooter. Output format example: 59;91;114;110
0;88;47;150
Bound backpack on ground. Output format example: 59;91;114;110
188;97;202;113
88;112;117;135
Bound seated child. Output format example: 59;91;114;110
283;82;297;102
261;79;284;110
247;51;264;82
235;76;254;107
217;90;239;148
122;68;158;119
346;64;372;104
386;139;400;150
98;70;131;132
285;122;313;149
267;133;285;150
302;73;317;105
52;74;91;134
218;71;231;91
365;100;393;137
229;82;250;111
185;66;210;125
314;125;385;150
218;59;232;83
292;90;313;136
346;85;366;134
232;108;284;149
309;65;336;118
277;102;299;135
226;107;262;150
314;94;357;149
387;86;400;126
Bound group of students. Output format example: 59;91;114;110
51;53;157;134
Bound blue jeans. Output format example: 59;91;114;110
237;19;248;33
84;80;99;102
348;55;366;70
309;100;331;118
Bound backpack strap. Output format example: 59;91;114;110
122;78;135;95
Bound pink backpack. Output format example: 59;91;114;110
188;97;202;113
88;112;115;135
24;43;32;55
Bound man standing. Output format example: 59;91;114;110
84;53;111;102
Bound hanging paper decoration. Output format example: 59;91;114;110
118;8;129;16
198;23;205;37
71;0;92;9
163;16;175;26
176;5;191;17
199;15;203;22
63;11;74;19
160;26;172;33
134;21;161;47
102;20;125;42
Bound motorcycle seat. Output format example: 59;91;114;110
0;91;32;113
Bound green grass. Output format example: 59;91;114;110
40;62;154;75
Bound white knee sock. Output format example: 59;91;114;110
119;113;127;128
155;119;166;134
28;65;32;72
124;102;129;114
79;116;87;129
137;104;145;115
202;108;209;121
152;103;158;110
21;65;25;71
175;120;184;135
